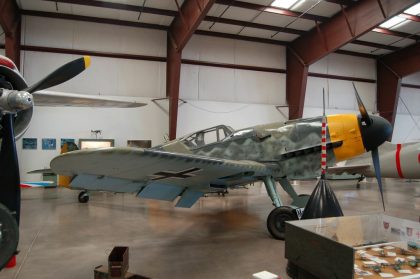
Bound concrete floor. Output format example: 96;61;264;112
0;178;419;279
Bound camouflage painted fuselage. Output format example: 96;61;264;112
155;116;339;180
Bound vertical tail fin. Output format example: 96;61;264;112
58;142;79;188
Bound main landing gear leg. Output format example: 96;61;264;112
278;178;309;208
264;176;298;240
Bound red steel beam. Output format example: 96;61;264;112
286;0;417;119
401;13;420;22
377;42;420;126
286;48;308;120
167;37;182;141
167;0;215;140
0;0;21;67
290;0;417;65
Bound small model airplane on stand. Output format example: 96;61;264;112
50;85;392;240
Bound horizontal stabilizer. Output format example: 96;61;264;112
27;168;53;174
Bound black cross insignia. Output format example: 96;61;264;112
151;167;201;181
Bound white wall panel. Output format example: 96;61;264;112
304;78;376;112
197;66;235;102
180;65;285;104
234;70;284;104
309;53;376;80
22;16;75;49
22;51;166;98
397;87;420;115
0;49;4;56
22;16;166;57
184;34;285;68
184;35;235;63
180;64;199;100
233;40;285;68
402;72;420;85
393;115;420;143
177;100;287;137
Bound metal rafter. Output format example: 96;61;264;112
167;0;215;140
0;0;21;67
286;0;417;120
290;0;417;65
40;0;401;51
377;42;420;126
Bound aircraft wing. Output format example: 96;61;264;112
50;148;274;207
32;91;146;108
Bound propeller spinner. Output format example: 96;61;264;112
0;56;91;223
353;83;392;210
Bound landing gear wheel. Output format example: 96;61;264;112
78;191;89;203
267;206;298;240
0;203;18;270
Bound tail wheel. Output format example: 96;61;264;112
267;206;298;240
0;203;18;270
78;191;89;203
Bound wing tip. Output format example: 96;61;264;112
83;56;91;69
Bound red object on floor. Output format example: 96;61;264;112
5;255;16;268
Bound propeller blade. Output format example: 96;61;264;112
25;56;91;93
0;114;21;225
371;147;385;211
352;82;372;126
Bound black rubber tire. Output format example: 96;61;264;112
78;191;89;203
267;206;298;240
0;203;19;270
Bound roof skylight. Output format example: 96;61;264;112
379;16;407;29
405;3;420;15
271;0;300;9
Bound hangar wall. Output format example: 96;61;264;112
6;15;420;181
394;72;420;142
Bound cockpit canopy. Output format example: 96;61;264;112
181;125;234;149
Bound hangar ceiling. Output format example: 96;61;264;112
15;0;420;58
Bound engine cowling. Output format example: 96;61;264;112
0;58;32;140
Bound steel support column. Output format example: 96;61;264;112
377;63;401;126
286;48;308;120
0;0;21;67
377;42;420;126
167;35;182;140
167;0;215;140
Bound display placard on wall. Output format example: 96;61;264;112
42;138;56;150
61;138;75;147
22;138;37;150
79;139;114;149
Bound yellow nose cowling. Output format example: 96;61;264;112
326;114;365;162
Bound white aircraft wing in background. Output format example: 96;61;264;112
32;91;146;108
